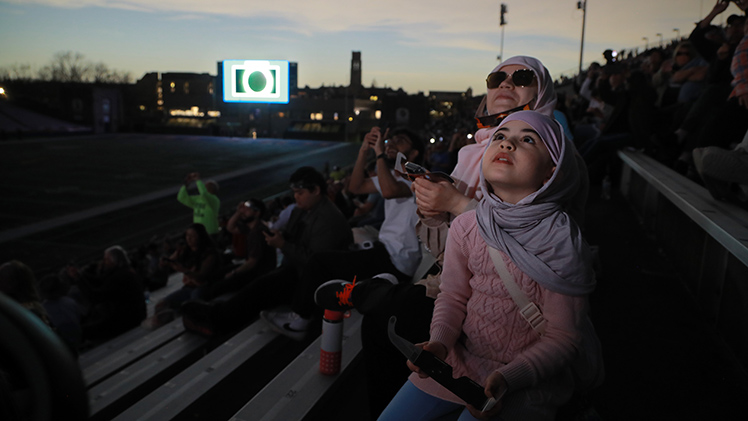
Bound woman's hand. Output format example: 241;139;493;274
466;371;507;419
406;341;447;378
412;177;468;217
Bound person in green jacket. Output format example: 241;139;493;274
178;172;221;235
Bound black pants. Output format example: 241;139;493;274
290;243;409;319
359;283;435;418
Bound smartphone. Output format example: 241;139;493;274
260;224;273;234
404;161;428;176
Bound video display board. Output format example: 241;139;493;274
222;60;290;104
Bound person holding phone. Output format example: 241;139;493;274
260;126;426;340
204;198;277;300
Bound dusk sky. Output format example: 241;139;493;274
1;1;745;94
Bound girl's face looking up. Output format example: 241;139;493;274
482;120;556;204
486;64;538;115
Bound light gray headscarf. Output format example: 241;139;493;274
476;111;594;296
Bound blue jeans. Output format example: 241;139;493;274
377;380;488;421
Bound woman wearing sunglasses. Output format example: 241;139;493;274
312;55;587;418
413;56;585;242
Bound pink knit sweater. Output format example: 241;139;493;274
409;210;588;417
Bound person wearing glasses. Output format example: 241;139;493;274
260;127;426;340
313;56;589;417
180;166;353;336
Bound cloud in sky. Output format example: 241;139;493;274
1;0;743;93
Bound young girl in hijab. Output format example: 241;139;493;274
378;111;601;421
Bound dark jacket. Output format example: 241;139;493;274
280;198;353;276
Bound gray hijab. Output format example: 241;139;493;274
476;111;594;296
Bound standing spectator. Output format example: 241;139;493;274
178;172;221;235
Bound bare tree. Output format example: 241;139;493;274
0;63;34;82
91;62;132;84
39;51;91;82
3;51;131;83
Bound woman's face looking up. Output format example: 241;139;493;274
486;64;539;115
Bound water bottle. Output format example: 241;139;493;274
319;310;344;375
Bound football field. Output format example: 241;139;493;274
0;133;359;276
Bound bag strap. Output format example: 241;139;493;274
488;246;547;336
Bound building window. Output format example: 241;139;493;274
184;82;190;94
170;82;175;93
208;82;214;95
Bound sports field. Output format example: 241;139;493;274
0;133;359;276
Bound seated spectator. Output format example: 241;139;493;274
260;126;424;340
671;6;748;174
178;172;221;235
153;223;221;316
0;260;50;325
137;242;171;291
693;131;748;207
38;273;83;354
204;199;277;299
70;246;146;341
180;166;353;336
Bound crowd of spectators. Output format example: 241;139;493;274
562;1;748;205
1;6;747;419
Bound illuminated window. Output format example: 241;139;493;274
333;112;339;121
170;82;175;93
277;112;285;118
208;82;214;94
184;82;190;94
370;95;378;101
139;105;146;111
375;110;382;119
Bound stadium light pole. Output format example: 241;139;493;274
498;3;508;62
673;28;680;40
642;37;649;50
577;1;587;74
656;33;663;47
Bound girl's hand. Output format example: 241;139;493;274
413;177;466;216
406;341;447;378
466;371;507;419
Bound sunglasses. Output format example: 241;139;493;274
394;161;454;183
486;69;536;89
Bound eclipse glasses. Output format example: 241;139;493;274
486;68;536;89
